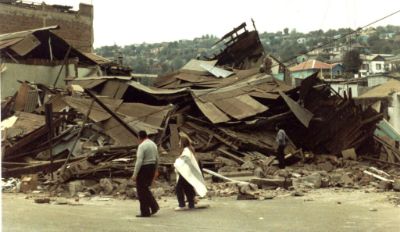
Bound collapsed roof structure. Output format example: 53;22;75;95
1;22;394;187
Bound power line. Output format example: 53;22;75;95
279;8;400;65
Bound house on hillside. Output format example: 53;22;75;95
359;54;394;77
289;59;342;80
296;37;307;44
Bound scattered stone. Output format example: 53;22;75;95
302;173;322;188
291;191;304;197
393;179;400;192
152;187;165;198
339;173;354;187
125;188;137;199
34;198;50;204
342;148;357;160
378;181;393;191
275;169;290;178
318;162;334;172
54;198;69;205
99;178;114;195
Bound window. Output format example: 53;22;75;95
376;63;382;70
362;64;369;70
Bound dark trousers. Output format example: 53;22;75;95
176;174;195;208
277;145;286;169
136;164;159;216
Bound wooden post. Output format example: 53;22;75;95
44;103;54;180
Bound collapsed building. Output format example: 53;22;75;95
1;23;400;198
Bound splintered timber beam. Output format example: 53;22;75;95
363;170;394;183
202;168;250;184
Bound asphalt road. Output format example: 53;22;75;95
2;190;400;232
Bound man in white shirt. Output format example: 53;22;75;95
131;130;159;217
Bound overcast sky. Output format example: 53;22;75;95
32;0;400;48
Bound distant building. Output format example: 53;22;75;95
359;54;394;77
296;37;307;44
327;78;368;98
0;0;93;52
289;59;340;79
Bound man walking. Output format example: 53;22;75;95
131;130;159;217
275;125;288;169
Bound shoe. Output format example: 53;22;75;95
174;207;186;211
136;214;150;217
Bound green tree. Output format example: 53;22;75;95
284;28;289;35
343;50;362;74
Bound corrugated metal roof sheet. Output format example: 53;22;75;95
181;59;218;75
289;59;331;72
200;63;234;78
82;53;112;65
193;98;230;124
357;79;400;99
0;25;59;41
127;81;188;95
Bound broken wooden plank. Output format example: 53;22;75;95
363;170;394;183
169;124;180;150
202;168;250;184
3;156;85;177
361;157;400;167
368;167;391;178
217;148;245;164
250;177;292;189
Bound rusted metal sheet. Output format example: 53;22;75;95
181;59;218;75
64;96;122;123
70;79;107;89
9;33;41;56
24;89;39;113
213;94;268;120
128;80;188;95
5;112;45;139
117;103;172;127
100;80;127;98
14;83;31;111
193;98;230;124
279;91;313;128
200;63;234;78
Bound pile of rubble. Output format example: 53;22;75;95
2;23;400;201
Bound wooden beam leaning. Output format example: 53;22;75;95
84;89;137;137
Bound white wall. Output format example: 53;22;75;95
330;83;360;97
0;63;98;99
367;76;389;87
360;60;387;77
370;60;385;74
388;93;400;133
